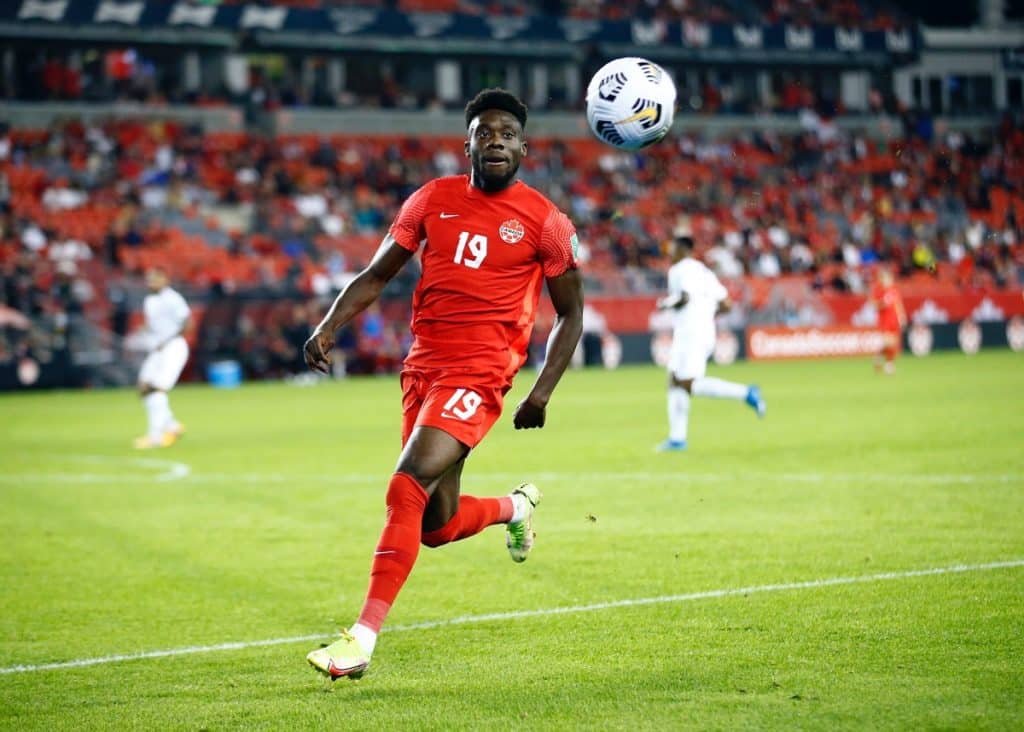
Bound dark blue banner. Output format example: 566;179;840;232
4;0;920;56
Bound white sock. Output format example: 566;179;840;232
668;387;690;443
691;377;748;400
509;491;530;523
144;392;170;441
165;401;179;433
349;622;377;656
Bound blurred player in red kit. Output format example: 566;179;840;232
870;268;906;374
302;89;584;680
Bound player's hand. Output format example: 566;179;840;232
303;328;334;374
513;396;546;430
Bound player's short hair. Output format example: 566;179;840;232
674;235;695;250
465;88;528;130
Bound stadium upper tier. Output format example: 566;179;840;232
201;0;910;29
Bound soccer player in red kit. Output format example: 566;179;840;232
870;268;906;374
303;89;584;680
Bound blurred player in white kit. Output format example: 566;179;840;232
657;235;765;451
134;268;190;449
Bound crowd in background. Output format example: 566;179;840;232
1;108;1022;380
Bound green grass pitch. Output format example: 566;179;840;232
1;351;1022;729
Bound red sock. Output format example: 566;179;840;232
421;495;514;548
356;473;429;633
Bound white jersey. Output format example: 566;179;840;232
143;287;190;350
667;257;727;342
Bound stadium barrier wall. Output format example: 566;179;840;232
0;101;995;140
3;318;1020;390
273;109;997;140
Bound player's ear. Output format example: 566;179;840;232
520;139;528;157
464;139;470;157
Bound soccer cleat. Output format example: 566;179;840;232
132;432;176;449
506;483;541;563
168;422;186;438
656;439;687;452
745;385;766;418
306;630;370;681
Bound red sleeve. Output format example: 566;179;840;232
538;207;578;278
388;180;436;252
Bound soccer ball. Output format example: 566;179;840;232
585;57;677;151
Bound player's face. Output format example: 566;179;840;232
465;109;526;192
146;270;167;292
667;240;691;262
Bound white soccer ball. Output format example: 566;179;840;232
585;57;677;151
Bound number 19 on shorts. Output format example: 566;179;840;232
442;388;482;420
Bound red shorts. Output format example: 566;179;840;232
400;369;508;449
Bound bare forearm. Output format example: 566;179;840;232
527;312;582;405
317;270;386;335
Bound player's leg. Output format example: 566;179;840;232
880;331;899;374
363;426;467;626
660;337;694;450
135;383;168;449
158;338;189;438
421;458;512;542
692;376;766;417
659;371;692;451
134;340;188;448
420;458;539;562
136;351;163;448
689;338;765;418
308;426;467;680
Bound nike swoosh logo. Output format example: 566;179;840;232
615;107;658;125
440;212;459;219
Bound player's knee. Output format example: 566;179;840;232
420;523;455;548
393;459;443;489
670;376;693;392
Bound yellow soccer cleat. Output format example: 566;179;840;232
132;432;177;449
307;630;370;681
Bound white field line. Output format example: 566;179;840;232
2;558;1021;677
0;455;191;484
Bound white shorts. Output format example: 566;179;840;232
667;333;713;380
138;336;189;391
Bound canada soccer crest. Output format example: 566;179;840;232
499;219;525;244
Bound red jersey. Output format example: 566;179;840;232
389;175;577;386
873;283;904;331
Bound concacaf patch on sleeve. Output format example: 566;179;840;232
570;233;580;262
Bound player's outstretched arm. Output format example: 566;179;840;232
513;268;584;430
304;235;413;374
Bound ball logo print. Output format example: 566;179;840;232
597;71;628;102
586;57;676;151
499;219;525;244
616;98;663;130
